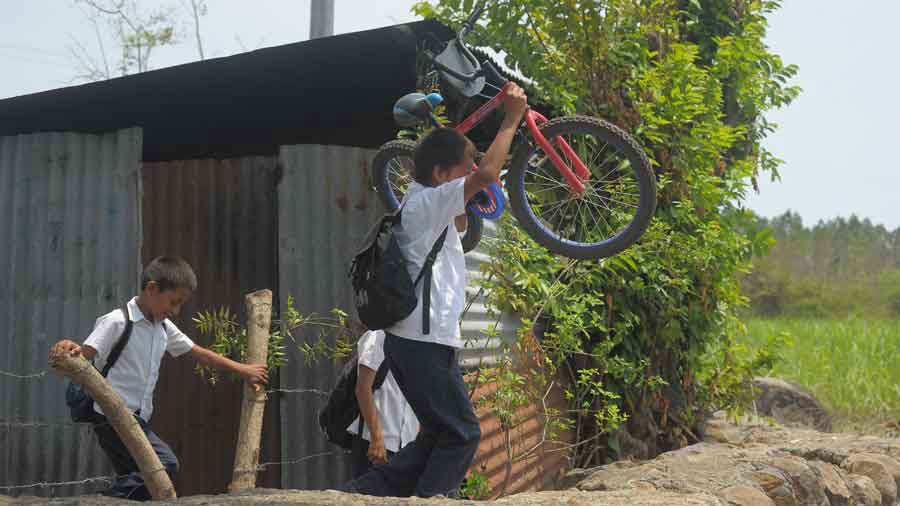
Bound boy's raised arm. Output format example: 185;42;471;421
463;82;528;203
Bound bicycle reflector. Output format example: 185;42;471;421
468;182;505;220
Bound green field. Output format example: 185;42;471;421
740;318;900;430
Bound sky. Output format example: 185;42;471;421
1;1;897;230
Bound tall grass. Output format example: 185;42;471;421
740;318;900;428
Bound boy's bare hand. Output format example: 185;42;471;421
502;82;528;126
368;432;388;465
55;339;83;357
241;364;269;391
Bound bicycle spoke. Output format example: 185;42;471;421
578;193;615;232
539;197;574;223
600;195;640;209
386;154;414;204
552;198;579;233
589;140;611;169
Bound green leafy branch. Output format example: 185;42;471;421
193;295;353;385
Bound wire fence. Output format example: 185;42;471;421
0;370;47;380
0;368;349;496
0;450;344;494
0;375;350;496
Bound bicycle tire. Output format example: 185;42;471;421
372;140;484;253
507;115;657;260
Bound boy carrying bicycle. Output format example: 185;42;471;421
344;83;528;498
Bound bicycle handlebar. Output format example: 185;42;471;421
459;2;486;39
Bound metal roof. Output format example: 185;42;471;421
0;21;454;162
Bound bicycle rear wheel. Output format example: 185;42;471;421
372;140;484;253
507;116;656;260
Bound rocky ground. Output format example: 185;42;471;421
7;409;900;505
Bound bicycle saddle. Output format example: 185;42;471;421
434;39;486;98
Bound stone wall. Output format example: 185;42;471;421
12;412;900;505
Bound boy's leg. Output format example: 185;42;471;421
413;351;481;497
342;333;453;496
346;334;480;498
350;434;372;479
144;421;179;488
91;413;178;501
92;415;144;499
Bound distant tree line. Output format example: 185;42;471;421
742;210;900;318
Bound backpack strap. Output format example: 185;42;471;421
396;204;451;335
373;357;391;390
100;305;134;377
414;227;449;335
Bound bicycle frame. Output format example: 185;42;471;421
452;82;588;195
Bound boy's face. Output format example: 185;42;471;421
143;282;192;322
433;140;477;186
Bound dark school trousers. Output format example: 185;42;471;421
343;333;481;497
91;411;178;501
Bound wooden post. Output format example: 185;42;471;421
228;289;273;492
48;342;176;500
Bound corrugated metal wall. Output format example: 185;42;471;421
0;128;143;497
459;220;521;369
277;144;382;490
141;157;281;496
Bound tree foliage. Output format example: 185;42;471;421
69;0;207;81
413;0;799;466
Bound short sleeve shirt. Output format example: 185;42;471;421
84;297;195;421
346;330;419;452
386;179;468;348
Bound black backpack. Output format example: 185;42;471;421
64;305;133;422
349;208;448;335
317;352;391;450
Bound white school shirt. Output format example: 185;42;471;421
83;297;195;422
346;330;419;452
386;178;467;348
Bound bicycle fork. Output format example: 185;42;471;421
524;110;589;195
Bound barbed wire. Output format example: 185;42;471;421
0;450;343;493
0;475;114;492
236;450;342;473
0;369;48;380
0;420;93;430
267;387;329;396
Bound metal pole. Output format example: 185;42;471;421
310;0;334;39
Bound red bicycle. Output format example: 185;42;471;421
372;3;656;260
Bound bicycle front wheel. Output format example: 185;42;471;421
508;116;657;260
371;139;484;253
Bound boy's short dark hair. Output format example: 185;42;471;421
413;128;471;186
141;256;197;293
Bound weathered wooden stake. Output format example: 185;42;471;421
228;289;273;492
48;342;176;500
